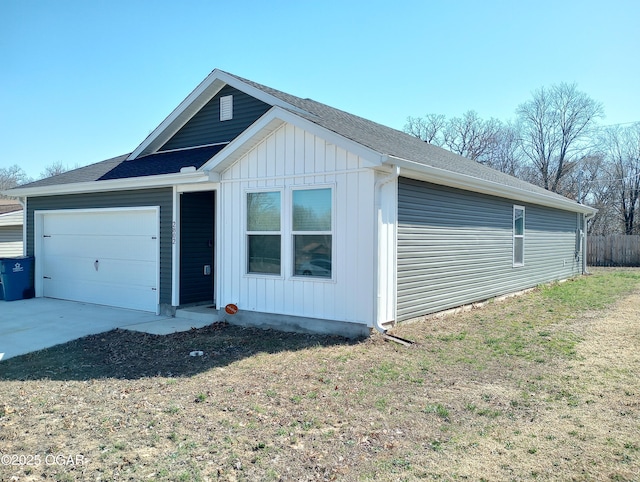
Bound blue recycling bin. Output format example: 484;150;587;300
0;256;35;301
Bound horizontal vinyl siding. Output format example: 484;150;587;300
0;226;23;256
397;177;581;321
26;189;173;305
161;85;271;151
0;211;23;226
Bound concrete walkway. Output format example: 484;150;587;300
0;298;216;361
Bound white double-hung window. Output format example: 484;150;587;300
246;187;333;279
513;205;525;267
292;188;332;278
247;191;281;275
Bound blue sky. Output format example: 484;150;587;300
2;0;639;179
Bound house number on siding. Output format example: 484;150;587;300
172;221;176;244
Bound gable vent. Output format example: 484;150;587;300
220;95;233;121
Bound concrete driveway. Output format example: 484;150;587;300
0;298;213;361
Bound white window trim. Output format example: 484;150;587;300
513;205;525;267
243;185;336;282
245;188;283;278
290;185;335;282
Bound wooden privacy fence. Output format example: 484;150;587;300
588;235;640;267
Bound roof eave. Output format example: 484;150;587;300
3;171;210;198
384;155;597;215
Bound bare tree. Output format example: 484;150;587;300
404;111;524;175
0;165;31;198
601;123;640;234
441;111;504;164
516;83;604;195
585;181;618;236
404;114;447;145
561;154;602;203
483;121;522;176
556;152;620;234
40;162;70;179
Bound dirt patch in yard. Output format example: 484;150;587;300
1;269;639;481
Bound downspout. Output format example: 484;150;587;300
18;197;26;256
373;165;400;334
583;211;596;275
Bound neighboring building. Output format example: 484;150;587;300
0;201;23;257
4;69;596;337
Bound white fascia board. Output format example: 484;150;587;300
386;155;598;215
5;171;209;198
128;69;310;161
202;106;384;173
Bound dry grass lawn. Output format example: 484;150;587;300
1;268;639;481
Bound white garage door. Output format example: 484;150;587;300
38;207;159;312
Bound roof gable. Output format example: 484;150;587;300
202;107;384;174
128;69;308;160
159;85;270;152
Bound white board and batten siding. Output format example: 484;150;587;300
218;123;377;326
34;207;160;312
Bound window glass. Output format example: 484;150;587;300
293;188;332;278
247;188;334;279
247;191;281;275
248;234;281;274
514;208;524;236
294;234;332;278
513;206;525;267
293;189;331;231
247;192;280;231
514;237;524;265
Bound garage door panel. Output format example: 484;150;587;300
44;235;157;261
43;278;156;313
39;208;159;312
43;211;157;237
44;256;157;287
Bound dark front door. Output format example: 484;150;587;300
180;191;215;305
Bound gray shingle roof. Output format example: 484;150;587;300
12;69;581;209
98;145;224;180
17;154;129;189
223;71;574;204
15;144;223;189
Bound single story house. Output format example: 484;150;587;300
5;69;596;337
0;201;24;257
